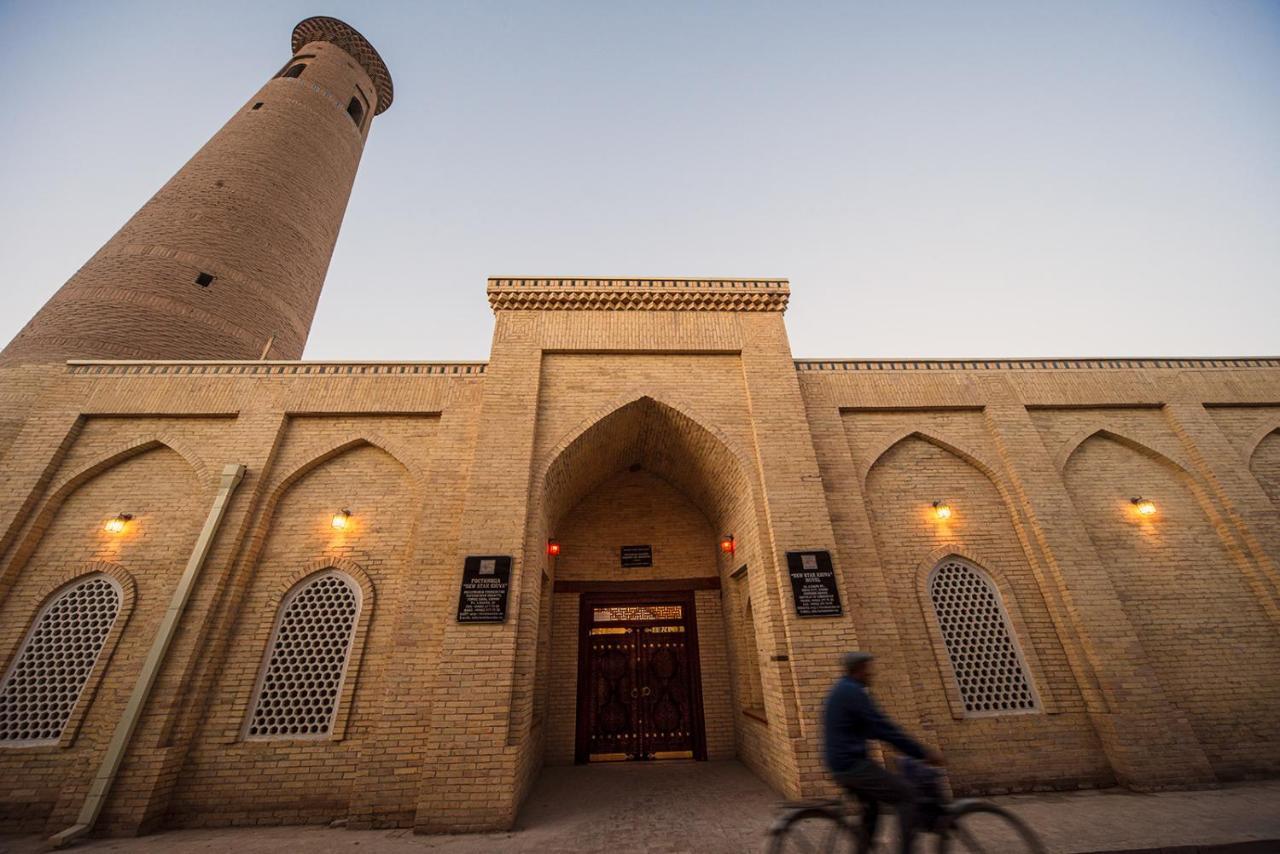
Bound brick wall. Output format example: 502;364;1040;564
0;446;204;831
0;293;1278;837
861;430;1111;791
168;441;420;826
1060;430;1280;779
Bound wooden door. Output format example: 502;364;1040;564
576;592;706;763
637;623;697;758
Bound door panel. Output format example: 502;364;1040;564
577;594;704;763
639;626;694;758
586;627;638;760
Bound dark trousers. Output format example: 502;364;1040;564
834;759;918;854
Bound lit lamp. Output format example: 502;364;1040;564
1131;497;1157;517
103;513;133;534
547;539;561;557
720;534;735;555
331;508;352;530
932;501;953;521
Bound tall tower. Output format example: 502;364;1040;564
1;17;393;364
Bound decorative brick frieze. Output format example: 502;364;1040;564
65;361;487;377
487;278;790;313
796;357;1280;372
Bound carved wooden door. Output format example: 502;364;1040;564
584;627;638;759
637;625;695;758
578;596;704;762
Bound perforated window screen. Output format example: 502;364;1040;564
246;571;360;739
592;605;682;622
929;559;1037;715
0;575;121;745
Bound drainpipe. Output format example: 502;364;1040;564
49;463;247;848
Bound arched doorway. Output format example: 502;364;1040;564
530;397;766;768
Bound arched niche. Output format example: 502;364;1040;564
1063;432;1280;779
171;442;417;825
0;445;203;820
1250;429;1280;508
864;434;1111;791
532;396;771;782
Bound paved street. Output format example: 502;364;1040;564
2;761;1277;853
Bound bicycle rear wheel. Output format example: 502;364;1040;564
936;800;1045;854
768;807;864;854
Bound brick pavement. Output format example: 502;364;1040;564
2;761;1277;854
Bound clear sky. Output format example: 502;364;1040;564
2;1;1277;360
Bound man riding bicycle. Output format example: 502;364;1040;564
823;651;944;854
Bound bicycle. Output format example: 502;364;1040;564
768;759;1045;853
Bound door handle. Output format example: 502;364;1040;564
631;688;638;698
642;687;651;697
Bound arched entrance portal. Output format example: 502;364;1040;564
531;397;767;768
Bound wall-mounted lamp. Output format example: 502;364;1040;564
720;534;736;555
331;508;352;530
932;501;953;521
1131;497;1157;517
546;539;561;557
103;513;133;535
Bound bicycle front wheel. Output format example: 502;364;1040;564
768;806;864;854
937;800;1045;854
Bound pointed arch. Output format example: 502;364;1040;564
920;553;1041;718
537;391;759;507
0;438;205;593
1246;427;1280;509
860;429;1000;489
0;563;137;748
537;393;759;532
912;545;1055;715
1245;420;1280;464
213;437;416;746
1245;424;1280;467
1055;427;1192;477
1061;425;1280;776
521;390;806;761
47;435;210;500
238;556;374;742
267;432;423;507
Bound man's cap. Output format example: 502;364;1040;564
842;651;875;670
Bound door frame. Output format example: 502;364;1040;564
573;589;708;764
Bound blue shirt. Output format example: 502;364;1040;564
822;676;925;773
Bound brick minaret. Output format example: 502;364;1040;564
1;17;393;364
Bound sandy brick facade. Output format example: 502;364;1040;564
0;14;1278;844
2;287;1277;839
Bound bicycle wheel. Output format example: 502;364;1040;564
768;806;865;854
936;800;1045;854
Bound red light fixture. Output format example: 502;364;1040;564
547;539;561;557
720;534;735;554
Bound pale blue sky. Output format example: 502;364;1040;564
1;1;1277;360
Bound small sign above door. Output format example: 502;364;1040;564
456;555;512;623
620;545;653;568
785;550;843;617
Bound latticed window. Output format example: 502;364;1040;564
593;605;682;622
0;575;122;745
246;571;360;739
928;558;1037;715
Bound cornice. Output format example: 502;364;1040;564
292;16;394;113
795;358;1280;372
486;278;789;313
65;361;486;377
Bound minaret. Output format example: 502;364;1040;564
1;17;393;364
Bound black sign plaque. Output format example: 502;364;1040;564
620;545;653;568
456;555;512;623
786;550;843;617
